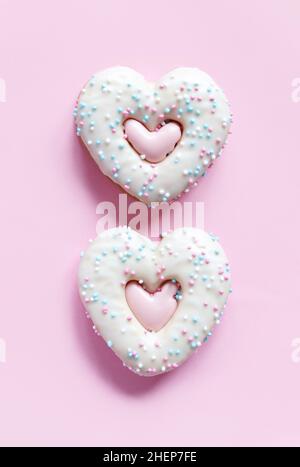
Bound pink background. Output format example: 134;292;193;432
0;0;300;447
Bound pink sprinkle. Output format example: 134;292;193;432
102;307;108;314
127;316;132;321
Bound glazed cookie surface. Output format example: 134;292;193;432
79;227;231;376
74;67;231;203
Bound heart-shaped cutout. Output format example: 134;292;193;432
124;119;182;163
79;227;231;376
125;281;179;331
74;67;231;203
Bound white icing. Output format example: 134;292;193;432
74;67;231;203
78;227;231;376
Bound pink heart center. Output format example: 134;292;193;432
125;281;179;332
124;119;181;163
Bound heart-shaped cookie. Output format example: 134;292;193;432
74;67;231;203
78;227;231;376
